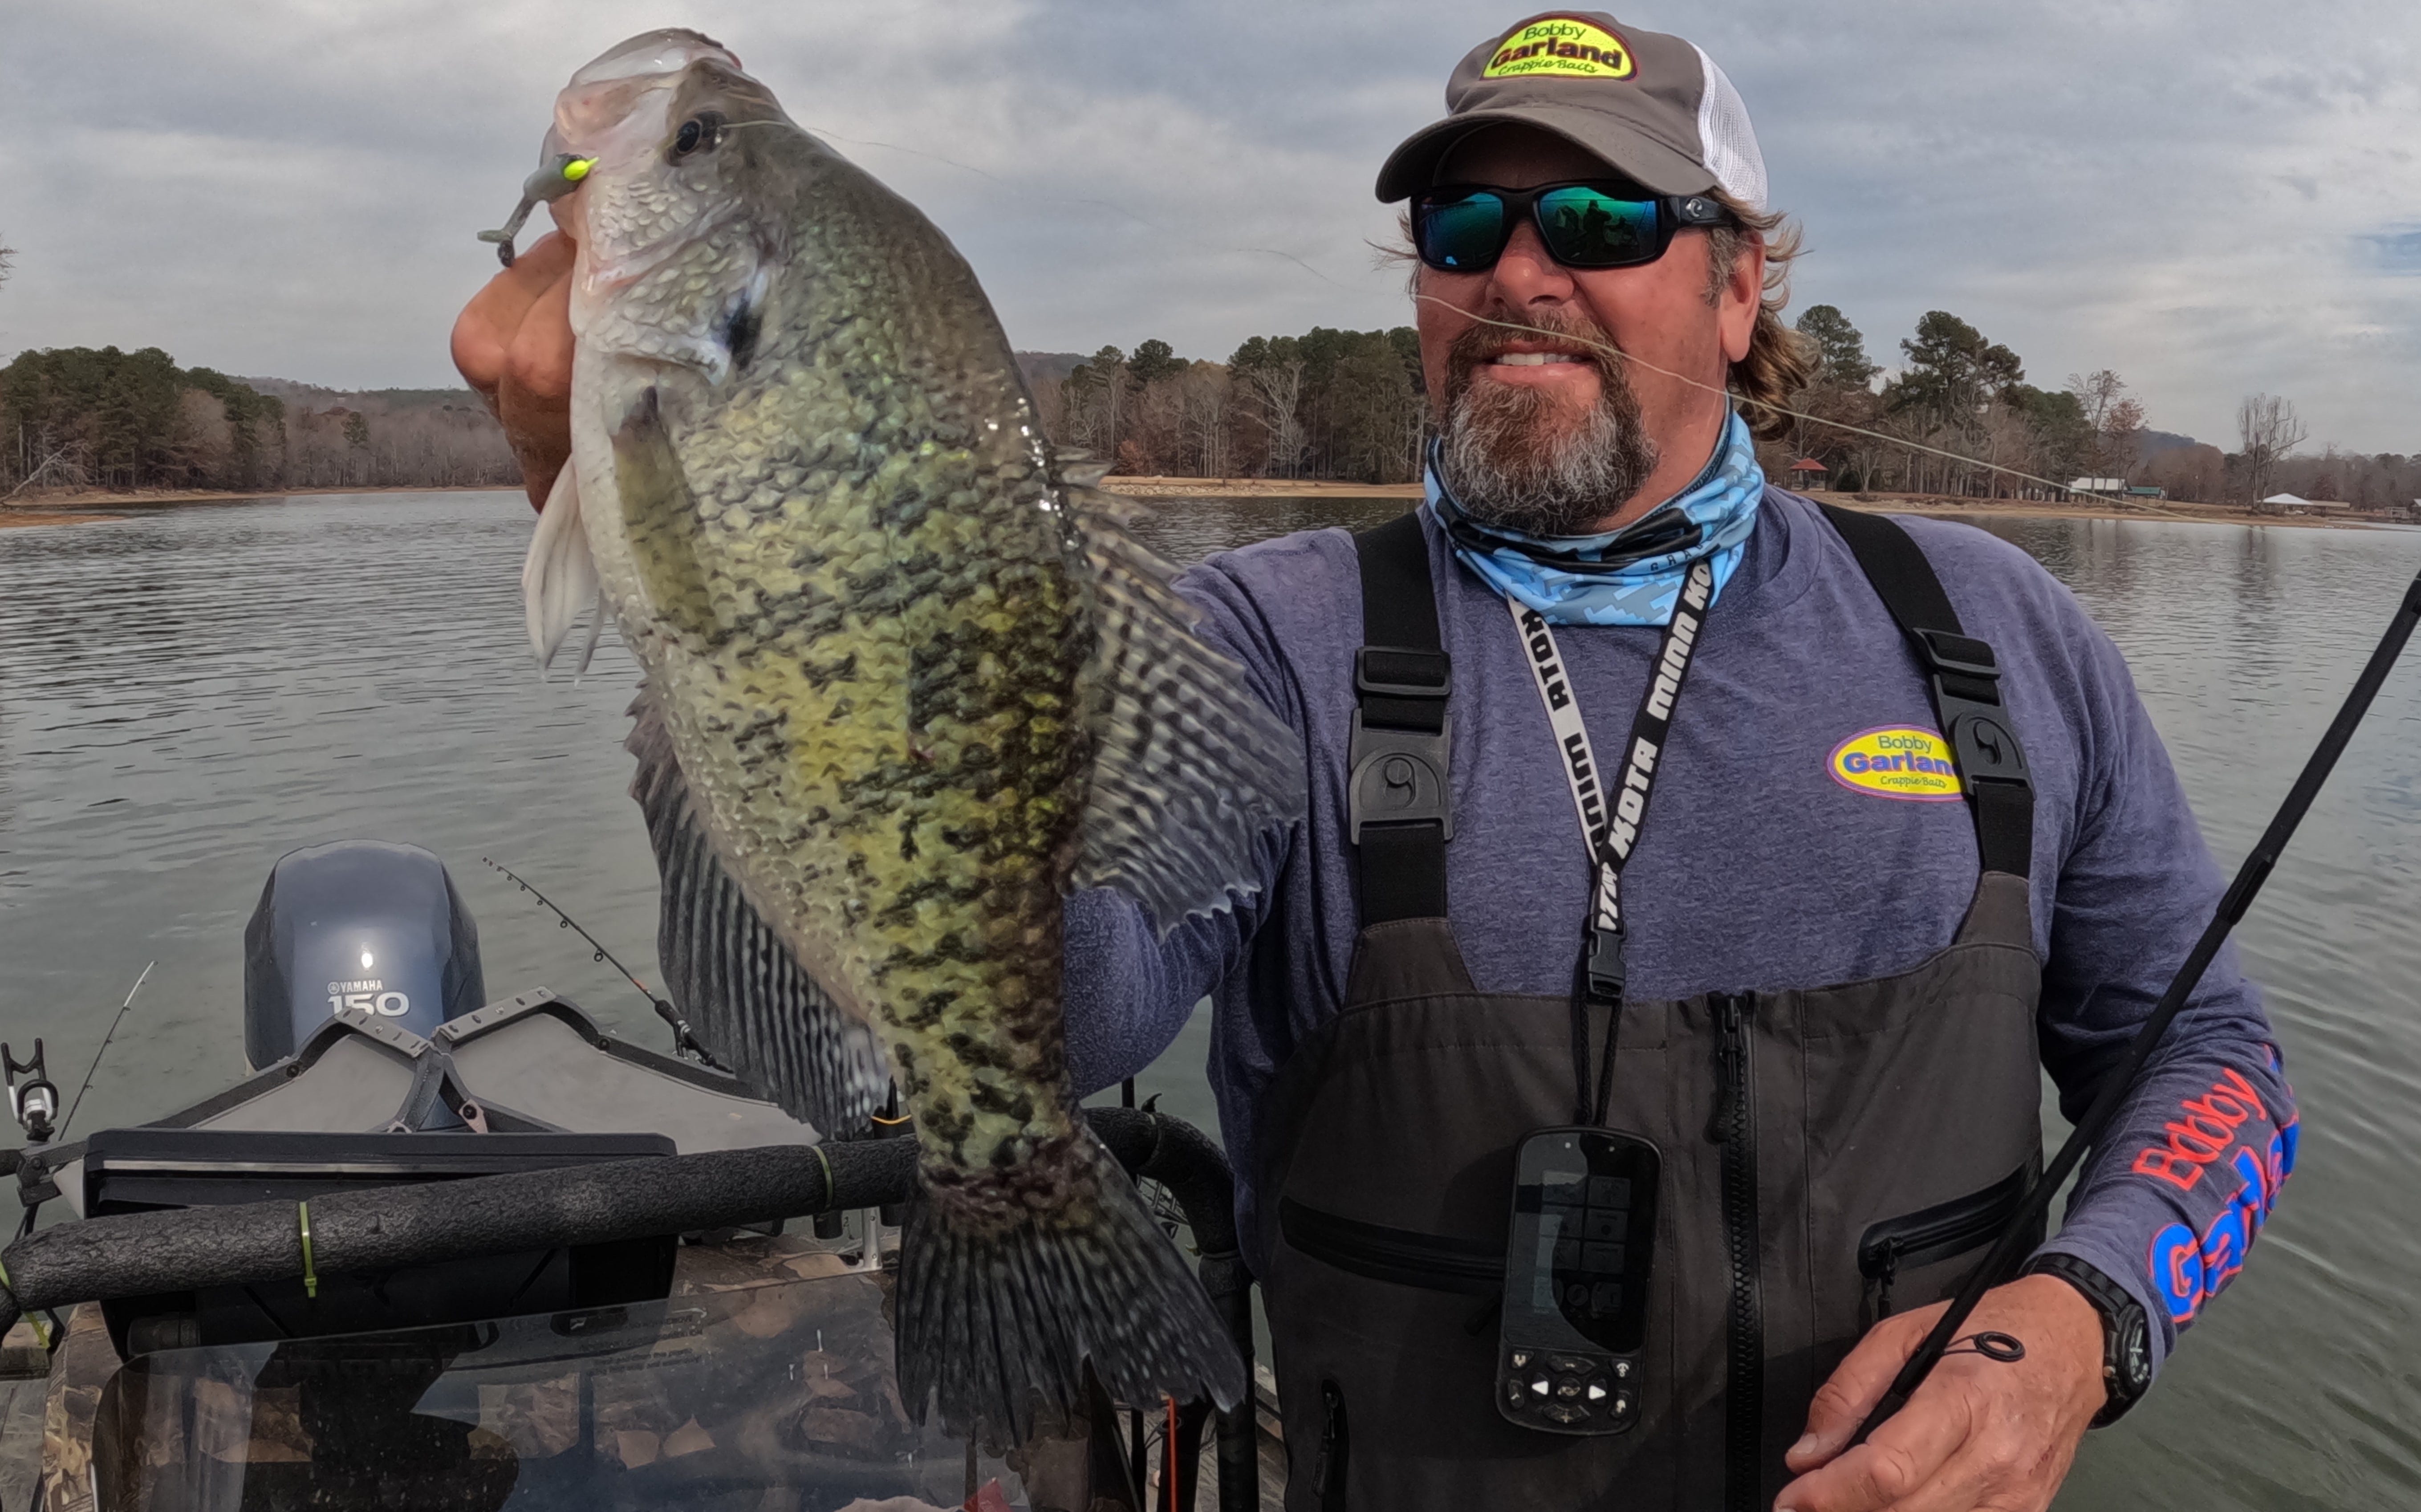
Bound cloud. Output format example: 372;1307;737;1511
4;0;2417;449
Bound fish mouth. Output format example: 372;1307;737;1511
546;30;761;304
552;30;747;171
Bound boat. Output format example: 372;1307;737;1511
0;841;1279;1511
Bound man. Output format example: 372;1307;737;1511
456;14;2295;1509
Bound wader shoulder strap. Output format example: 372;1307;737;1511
1820;505;2034;878
1351;512;1453;923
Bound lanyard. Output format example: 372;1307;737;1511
1509;557;1717;1124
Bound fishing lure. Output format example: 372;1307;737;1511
476;153;595;267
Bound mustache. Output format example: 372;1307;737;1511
1443;310;1623;388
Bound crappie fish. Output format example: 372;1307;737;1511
517;31;1303;1435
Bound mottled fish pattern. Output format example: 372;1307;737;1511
521;31;1302;1435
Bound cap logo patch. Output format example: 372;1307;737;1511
1828;726;1964;802
1483;17;1636;80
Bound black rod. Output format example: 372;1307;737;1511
1854;567;2421;1444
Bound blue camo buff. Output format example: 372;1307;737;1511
1428;409;1766;627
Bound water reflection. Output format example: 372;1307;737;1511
3;496;2418;1508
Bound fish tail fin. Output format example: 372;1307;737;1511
896;1126;1243;1440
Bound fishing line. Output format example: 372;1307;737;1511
56;959;153;1142
722;117;1354;291
480;857;721;1067
1850;558;2421;1446
1408;294;2190;516
711;128;2154;497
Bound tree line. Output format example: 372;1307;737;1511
1031;306;2408;513
0;345;518;498
1762;305;2413;512
1027;326;1429;484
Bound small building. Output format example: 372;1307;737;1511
2261;493;2308;509
2126;485;2166;502
2068;477;2128;499
1787;458;1829;489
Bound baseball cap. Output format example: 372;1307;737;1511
1375;12;1767;210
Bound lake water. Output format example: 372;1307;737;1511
3;491;2417;1508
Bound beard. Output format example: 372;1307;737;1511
1434;310;1659;537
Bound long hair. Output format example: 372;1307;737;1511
1706;191;1813;442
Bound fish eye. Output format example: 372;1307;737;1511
671;114;723;159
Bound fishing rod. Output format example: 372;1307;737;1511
55;959;154;1142
479;857;722;1069
1852;563;2421;1445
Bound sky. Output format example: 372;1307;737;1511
4;0;2419;451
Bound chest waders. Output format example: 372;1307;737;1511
1252;507;2046;1512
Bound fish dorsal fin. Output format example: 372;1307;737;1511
1066;484;1305;931
522;464;601;671
626;685;893;1134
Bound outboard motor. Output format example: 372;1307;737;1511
242;841;485;1070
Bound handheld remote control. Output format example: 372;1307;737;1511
1495;1127;1661;1435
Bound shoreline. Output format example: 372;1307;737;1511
3;481;2401;534
1120;478;2398;531
0;483;516;524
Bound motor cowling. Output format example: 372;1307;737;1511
242;841;486;1069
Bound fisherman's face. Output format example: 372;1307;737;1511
1416;126;1760;533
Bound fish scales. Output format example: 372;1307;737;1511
524;30;1302;1437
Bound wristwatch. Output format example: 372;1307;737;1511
2024;1252;2152;1426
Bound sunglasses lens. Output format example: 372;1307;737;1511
1535;187;1662;267
1416;191;1511;270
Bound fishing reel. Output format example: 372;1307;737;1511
4;1040;59;1144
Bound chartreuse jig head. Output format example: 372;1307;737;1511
476;154;596;268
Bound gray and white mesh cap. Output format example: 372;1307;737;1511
1375;11;1768;209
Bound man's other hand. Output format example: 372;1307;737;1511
1776;1274;2106;1512
450;231;577;511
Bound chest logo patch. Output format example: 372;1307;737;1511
1829;726;1963;802
1484;17;1636;80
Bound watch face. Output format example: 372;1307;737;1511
2118;1317;2152;1394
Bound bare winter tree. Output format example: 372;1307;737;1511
1177;364;1234;479
2238;393;2307;510
2067;369;2146;482
1238;358;1308;479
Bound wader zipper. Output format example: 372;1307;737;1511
1856;1161;2034;1322
1313;1379;1349;1512
1708;992;1762;1512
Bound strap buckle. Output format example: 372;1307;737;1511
1356;646;1452;702
1913;630;2030;793
1946;707;2030;789
1913;628;2001;682
1347;711;1454;844
1584;924;1626;1004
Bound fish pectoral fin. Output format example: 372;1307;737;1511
612;387;722;645
523;463;600;671
1067;484;1307;932
626;685;892;1135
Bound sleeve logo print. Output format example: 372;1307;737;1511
1828;726;1963;801
1483;17;1636;80
2140;1064;2297;1325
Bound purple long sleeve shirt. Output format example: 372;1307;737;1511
1064;487;2295;1375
